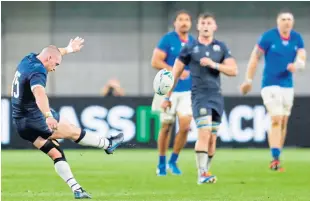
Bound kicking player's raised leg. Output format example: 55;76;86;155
168;114;191;175
33;137;91;199
50;119;124;154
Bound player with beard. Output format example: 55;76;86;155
151;10;195;176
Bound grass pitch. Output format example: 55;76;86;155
2;149;310;201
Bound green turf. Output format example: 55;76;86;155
2;149;310;201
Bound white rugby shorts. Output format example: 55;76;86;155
261;86;294;116
151;91;192;123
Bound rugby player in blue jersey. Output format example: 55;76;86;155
11;37;124;199
240;11;306;171
151;10;195;176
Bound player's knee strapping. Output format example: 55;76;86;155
195;116;212;129
211;122;220;135
40;139;66;163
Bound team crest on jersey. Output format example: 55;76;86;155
282;41;289;46
199;108;208;116
181;42;185;47
213;44;221;52
193;46;199;53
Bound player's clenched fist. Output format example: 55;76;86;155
200;57;215;67
240;81;252;95
66;36;85;53
46;117;58;131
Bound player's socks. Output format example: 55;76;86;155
195;151;208;176
169;152;179;164
159;155;166;166
54;160;82;192
207;155;213;170
75;130;110;149
168;152;182;175
157;155;167;176
271;148;281;160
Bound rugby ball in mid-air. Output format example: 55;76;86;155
153;69;174;96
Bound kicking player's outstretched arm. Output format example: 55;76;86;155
58;36;85;56
151;35;173;71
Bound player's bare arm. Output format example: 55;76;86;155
152;48;189;80
32;85;57;131
58;36;85;56
240;45;264;95
220;58;238;76
246;45;264;80
151;48;173;71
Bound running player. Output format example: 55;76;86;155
240;10;306;171
151;10;195;176
11;37;124;199
163;12;238;184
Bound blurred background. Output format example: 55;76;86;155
1;1;310;149
2;1;309;96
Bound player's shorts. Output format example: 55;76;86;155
192;91;224;126
261;86;294;116
151;91;192;123
13;108;60;143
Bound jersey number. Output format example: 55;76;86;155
11;71;21;98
